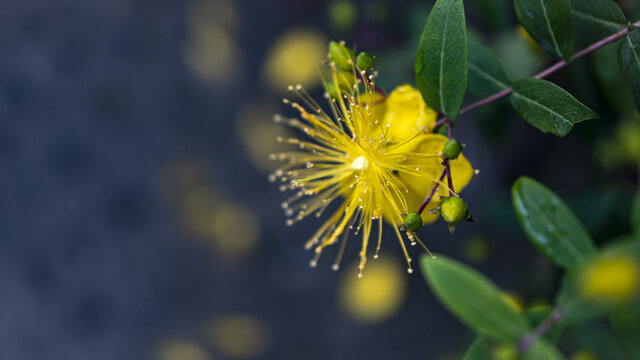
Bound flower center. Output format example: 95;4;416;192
350;155;369;171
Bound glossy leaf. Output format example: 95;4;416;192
421;255;530;340
570;0;627;47
510;78;599;137
514;0;575;60
468;37;512;98
512;177;597;269
619;31;640;111
523;338;564;360
610;311;640;360
416;0;467;121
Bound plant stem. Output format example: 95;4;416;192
439;19;640;123
418;165;448;215
517;309;564;353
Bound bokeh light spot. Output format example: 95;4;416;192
208;315;269;358
338;257;407;323
262;28;327;91
156;340;212;360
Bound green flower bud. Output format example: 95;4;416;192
404;212;423;232
356;51;374;71
325;82;339;99
442;138;463;159
329;41;353;70
440;197;468;225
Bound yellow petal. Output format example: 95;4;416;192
381;84;438;142
384;134;474;225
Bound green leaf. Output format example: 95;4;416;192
415;0;467;121
610;310;640;360
523;338;564;360
514;0;575;60
512;177;597;269
462;337;493;360
619;31;640;111
468;37;512;98
633;189;640;235
421;255;530;340
510;78;599;137
570;0;627;47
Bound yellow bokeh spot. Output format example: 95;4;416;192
493;342;518;360
464;236;490;263
236;102;293;172
262;28;327;91
580;255;639;305
156;340;211;360
571;350;598;360
339;257;407;323
382;84;438;142
183;23;242;85
208;315;269;358
187;0;236;30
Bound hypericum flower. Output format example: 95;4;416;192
270;51;474;275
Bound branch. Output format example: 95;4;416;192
439;19;640;123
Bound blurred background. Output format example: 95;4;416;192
1;0;639;359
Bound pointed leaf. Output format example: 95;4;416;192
462;337;493;360
618;31;640;111
416;0;467;121
570;0;627;47
510;78;599;137
468;37;512;98
512;177;597;269
421;255;530;340
514;0;575;60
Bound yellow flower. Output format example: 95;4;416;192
270;56;474;275
580;255;639;305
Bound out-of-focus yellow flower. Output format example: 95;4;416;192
208;315;269;358
156;340;211;360
580;255;639;305
262;29;327;91
270;51;475;275
339;257;407;323
493;342;517;360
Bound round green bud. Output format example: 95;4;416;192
442;138;463;160
441;197;468;225
404;212;423;232
356;51;374;71
329;41;352;70
325;82;338;99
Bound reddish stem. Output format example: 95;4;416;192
418;165;448;215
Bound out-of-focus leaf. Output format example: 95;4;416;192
421;255;530;340
468;37;512;98
510;78;599;137
495;31;545;80
619;31;640;111
592;40;636;111
522;338;564;360
462;337;493;360
523;307;565;343
512;177;597;268
633;189;640;235
570;0;627;47
470;0;510;29
514;0;575;60
568;321;629;359
610;310;640;360
415;0;467;121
